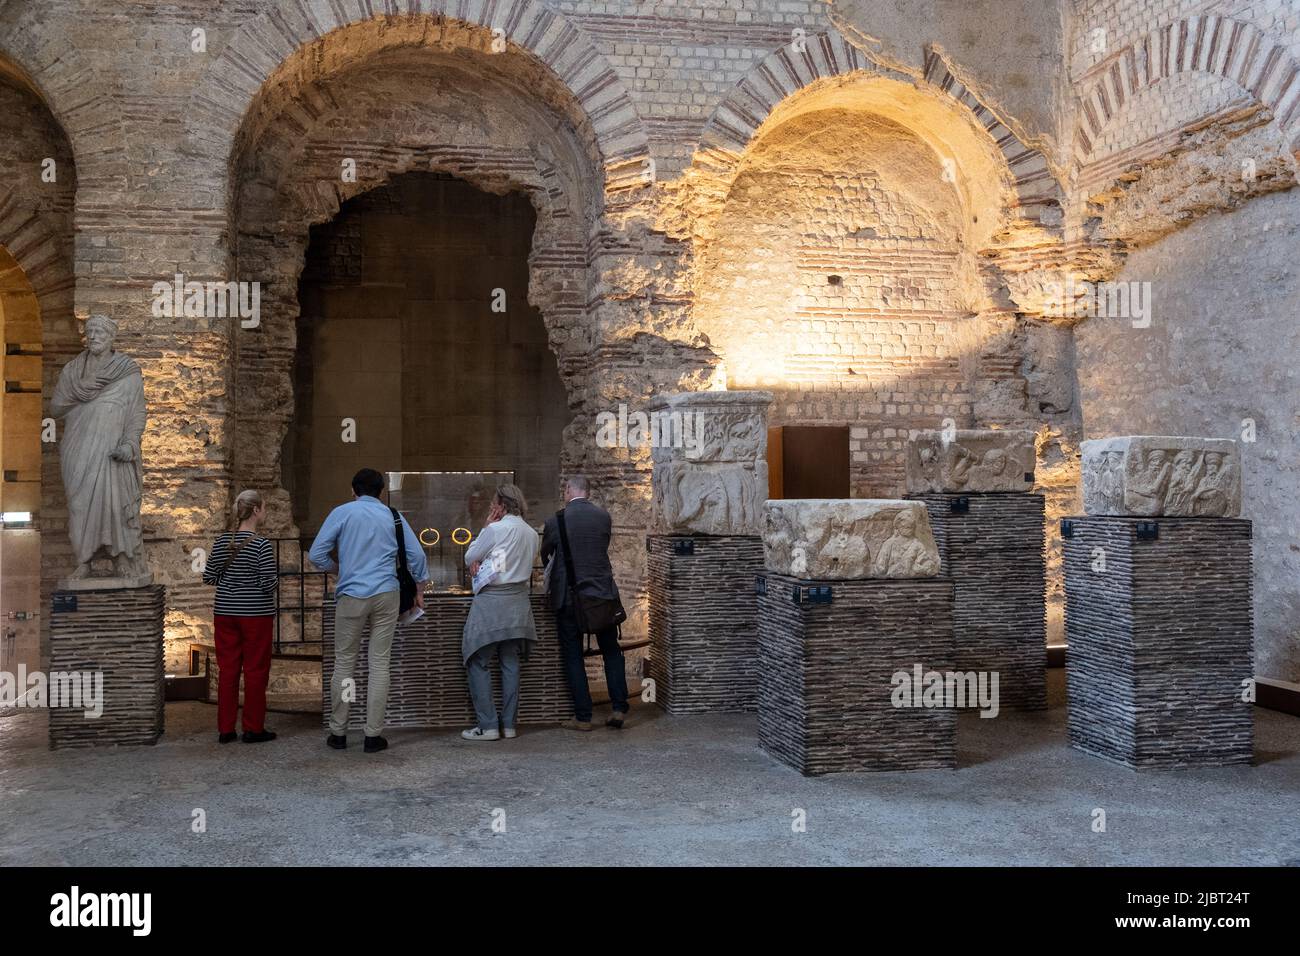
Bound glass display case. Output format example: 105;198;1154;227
386;470;516;592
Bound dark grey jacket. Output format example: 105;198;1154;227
541;498;620;612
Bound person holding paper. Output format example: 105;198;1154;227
461;484;540;741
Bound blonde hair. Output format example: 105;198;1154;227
233;489;264;527
494;484;527;520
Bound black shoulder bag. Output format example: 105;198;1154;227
555;509;627;635
390;507;417;614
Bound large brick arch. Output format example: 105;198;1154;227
1073;15;1300;163
188;0;652;196
0;35;122;178
691;31;1062;234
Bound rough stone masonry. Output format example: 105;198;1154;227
0;0;1297;686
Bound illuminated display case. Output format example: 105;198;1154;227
386;470;515;592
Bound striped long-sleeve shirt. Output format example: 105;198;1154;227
203;532;278;616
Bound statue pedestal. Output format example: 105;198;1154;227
1062;516;1254;769
56;573;154;592
48;584;166;749
646;534;764;714
907;492;1048;711
322;592;569;728
758;573;956;775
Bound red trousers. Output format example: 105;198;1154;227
213;614;273;734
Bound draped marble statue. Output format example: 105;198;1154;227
50;314;151;586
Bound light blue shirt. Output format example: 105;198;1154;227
308;496;429;599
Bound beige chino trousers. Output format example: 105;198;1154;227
329;589;400;738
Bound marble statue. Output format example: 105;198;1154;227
50;314;151;587
1081;436;1241;518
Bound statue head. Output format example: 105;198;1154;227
1204;451;1224;476
84;313;118;356
892;508;917;538
984;448;1008;475
1172;449;1195;477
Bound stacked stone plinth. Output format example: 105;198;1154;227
322;593;568;729
757;499;955;775
1062;515;1254;769
48;584;165;748
758;573;956;775
908;493;1048;711
646;534;764;714
646;390;772;714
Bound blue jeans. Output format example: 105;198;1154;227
467;639;521;731
556;603;628;723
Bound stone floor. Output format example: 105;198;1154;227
1;672;1297;866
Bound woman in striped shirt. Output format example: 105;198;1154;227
202;489;278;744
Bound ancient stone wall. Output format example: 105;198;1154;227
1066;0;1300;682
4;0;1293;679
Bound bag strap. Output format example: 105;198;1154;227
390;507;410;579
555;509;585;621
215;531;256;582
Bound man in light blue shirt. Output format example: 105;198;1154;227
309;468;428;753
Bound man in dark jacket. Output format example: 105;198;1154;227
541;475;630;730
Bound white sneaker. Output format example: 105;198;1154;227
503;727;517;739
461;727;500;740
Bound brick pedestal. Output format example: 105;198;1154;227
322;592;568;729
758;573;956;775
48;584;165;748
646;534;764;714
908;492;1047;710
1062;516;1254;769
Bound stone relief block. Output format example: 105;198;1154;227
762;499;941;579
648;390;773;463
906;429;1037;493
1082;436;1241;517
652;460;768;535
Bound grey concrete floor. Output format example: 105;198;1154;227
1;672;1297;866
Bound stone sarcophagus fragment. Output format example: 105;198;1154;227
906;428;1037;494
650;390;772;536
1081;436;1240;517
762;499;941;579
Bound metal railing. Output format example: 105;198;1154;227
268;536;649;659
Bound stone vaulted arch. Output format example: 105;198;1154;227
690;31;1062;235
187;0;653;198
1073;15;1300;163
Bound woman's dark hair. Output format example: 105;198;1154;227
352;468;385;498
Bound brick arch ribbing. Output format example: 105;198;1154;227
694;31;1062;230
187;0;652;196
1073;15;1300;163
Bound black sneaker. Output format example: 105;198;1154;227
241;730;277;744
326;734;347;750
363;735;388;753
606;711;627;730
218;732;238;744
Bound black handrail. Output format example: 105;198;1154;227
268;534;648;658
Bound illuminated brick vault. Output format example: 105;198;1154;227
1;0;1298;686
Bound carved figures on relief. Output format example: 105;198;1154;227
906;429;1036;494
1082;437;1240;517
762;500;941;579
